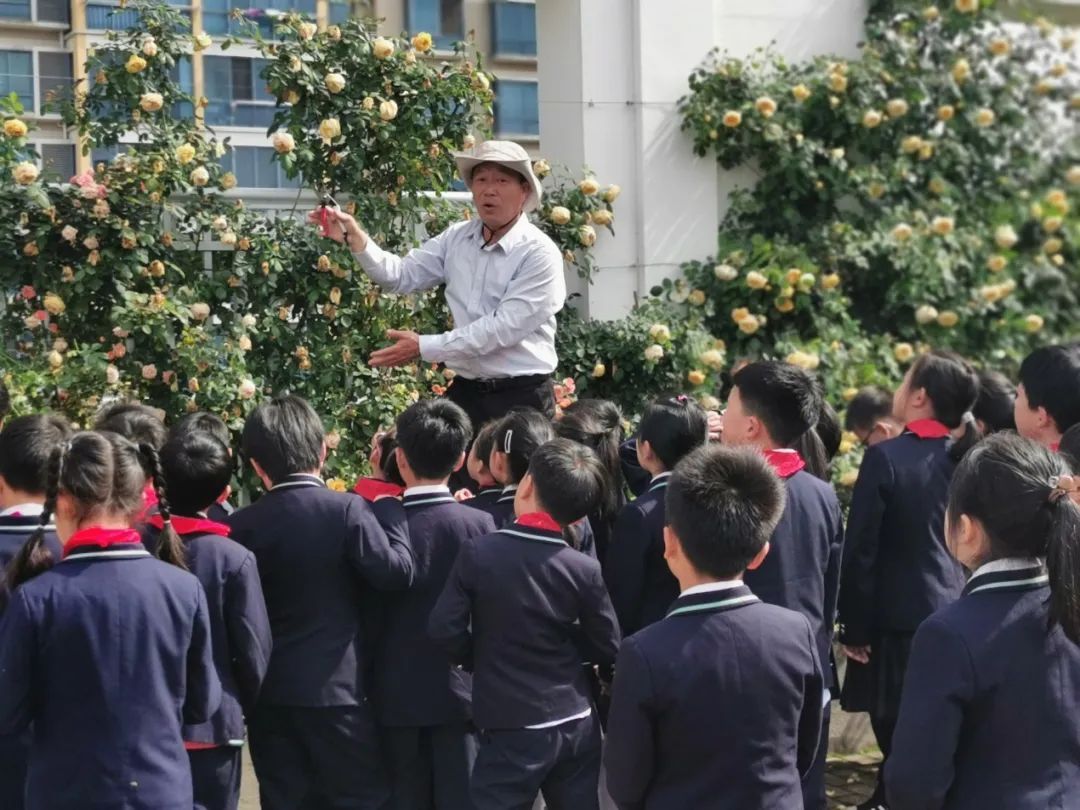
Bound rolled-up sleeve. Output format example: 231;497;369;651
352;230;451;294
417;242;565;366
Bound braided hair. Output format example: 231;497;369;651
4;442;64;593
135;440;187;571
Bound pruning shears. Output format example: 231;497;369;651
315;186;337;238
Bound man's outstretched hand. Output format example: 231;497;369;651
308;207;367;251
369;329;421;368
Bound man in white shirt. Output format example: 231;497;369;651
318;140;566;439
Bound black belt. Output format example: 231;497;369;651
451;374;550;394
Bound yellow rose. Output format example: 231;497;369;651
868;182;887;199
1035;80;1053;96
722;110;742;128
412;32;433;52
190;166;210;186
714;264;738;282
798;273;816;292
325;73;346;94
731;307;751;324
43;293;65;316
372;37;395;58
1049;63;1067;78
1024;314;1044;333
937;104;955;121
592;209;613;227
1069;166;1080;186
687;370;707;386
821;273;841;290
326;25;342;41
952;59;971;83
379;100;398;121
643;344;665;362
829;72;848;93
297;21;317;40
922;5;940;21
775;297;795;313
221;172;237;190
193;31;212;51
937;310;959;328
12;161;38;185
700;349;725;370
975;108;995;127
579;178;600;195
688;289;706;307
993;225;1018;249
220;230;237;246
784;268;803;286
892;223;914;241
928;177;947;195
792;84;811;102
319;117;342;143
1045;189;1067;210
901;135;924;154
862;110;883;128
986;254;1007;272
954;0;978;13
980;284;1004;303
549;206;571;225
648;323;671;342
915;304;939;325
592;363;606;379
47;350;64;370
329;286;342;305
176;143;196;164
887;98;910;118
738;316;761;335
1043;216;1063;233
746;271;768;290
755;97;777;118
3;119;28;138
139;92;164;112
602;184;620;203
578;224;597;247
931;216;954;236
125;54;147;74
894;342;915;362
989;37;1011;56
842;387;860;402
839;469;859;488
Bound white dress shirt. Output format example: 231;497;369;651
353;215;566;380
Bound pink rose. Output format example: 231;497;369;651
20;285;36;300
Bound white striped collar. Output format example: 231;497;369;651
499;526;567;547
0;503;44;517
497;484;518;504
405;484;452;497
681;579;745;597
59;549;152;563
965;557;1048;596
648;472;673;492
270;474;326;492
972;557;1043;578
403;485;456;507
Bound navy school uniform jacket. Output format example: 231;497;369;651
886;561;1080;810
461;486;504;522
605;584;824;810
0;510;63;571
143;516;272;745
225;473;415;707
483;485;599;559
206;499;234;524
838;422;966;646
375;486;496;726
0;530;221;810
604;472;678;636
743;451;845;689
429;515;621;729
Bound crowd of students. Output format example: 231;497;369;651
0;343;1077;810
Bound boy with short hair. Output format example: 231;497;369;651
1015;344;1080;450
604;445;823;809
227;395;415;810
845;386;901;448
374;399;495;809
169;411;236;523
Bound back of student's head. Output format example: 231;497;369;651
0;414;72;495
169;410;231;449
1061;424;1080;472
973;369;1016;434
376;428;405;487
1018;345;1080;435
948;432;1080;643
844;386;894;434
792;389;839;482
160;431;233;516
908;350;981;460
491;408;555;484
555;400;625;516
666;445;786;579
396;399;473;480
527;439;610;547
472;421;499;469
638;395;708;470
94;401;167;450
732;362;821;447
241;395;324;484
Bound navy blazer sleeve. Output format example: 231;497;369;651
797;616;826;777
183;583;223;726
603;636;654;809
577;563;621;667
885;616;971;810
838;446;894;646
224;553;273;714
0;588;35;735
344;496;414;591
603;504;649;634
823;504;845;641
428;538;475;669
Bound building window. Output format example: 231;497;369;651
0;0;67;22
494;79;538;137
222;145;299;188
38;143;76;179
0;0;30;20
203;56;276;128
328;0;349;24
86;0;189;31
202;0;316;37
0;50;33;112
491;1;535;58
170;56;194;118
37;52;73;115
407;0;464;51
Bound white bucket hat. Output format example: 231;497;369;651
453;140;543;213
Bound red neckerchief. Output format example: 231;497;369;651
762;449;806;479
63;526;142;558
143;483;158;507
1050;442;1060;453
516;512;562;532
147;514;231;537
353;477;404;502
906;419;951;439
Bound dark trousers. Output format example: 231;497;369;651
869;713;897;804
384;723;477;809
0;731;28;810
801;702;831;810
471;713;601;810
249;704;390;810
190;746;242;810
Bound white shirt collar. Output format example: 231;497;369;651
681;580;745;597
404;484;452;497
971;557;1043;579
650;471;673;483
502;484;519;494
472;213;531;253
0;503;44;517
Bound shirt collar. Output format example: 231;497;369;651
681;579;746;597
0;503;44;517
404;484;452;497
648;472;673;492
471;213;531;254
271;473;326;492
666;583;758;617
964;557;1048;596
497;484;519;503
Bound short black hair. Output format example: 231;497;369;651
638;396;708;469
472;420;499;469
815;401;842;461
666;445;785;579
732;362;820;447
0;414;72;494
0;377;10;422
492;408;555;484
395;399;473;480
377;428;405;487
170;411;231;450
973;369;1016;434
94;402;167;450
528;438;610;527
160;431;233;516
844;386;894;433
1060;423;1080;471
241;395;324;484
1018;345;1080;434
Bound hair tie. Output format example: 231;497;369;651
1048;474;1079;505
674;395;688;404
961;411;976;426
503;429;514;454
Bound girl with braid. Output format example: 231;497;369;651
0;431;220;810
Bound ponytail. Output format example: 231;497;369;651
4;445;63;594
138;442;188;572
1046;487;1080;644
947;413;983;463
561;523;582;551
795;427;830;481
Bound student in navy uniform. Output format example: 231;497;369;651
457;420;503;518
604;396;708;635
0;430;220;810
0;414;72;810
375;399;496;809
1014;344;1080;451
353;427;405;502
487;408;555;527
169;412;238;524
720;362;844;810
605;444;823;809
142;431;272;810
431;439;619;810
838;350;979;810
972;369;1016;435
226;395;415;810
886;433;1080;809
94;401;168;518
844;386;901;449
